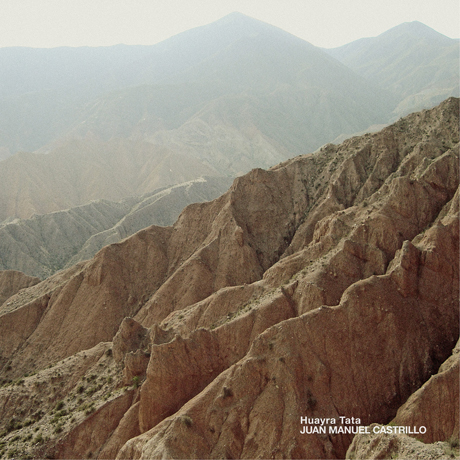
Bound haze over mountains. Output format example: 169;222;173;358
0;9;458;459
0;176;232;278
0;13;457;157
0;13;458;280
326;20;460;119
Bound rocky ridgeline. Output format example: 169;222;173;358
0;98;458;459
0;176;233;279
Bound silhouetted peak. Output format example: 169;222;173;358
381;20;454;41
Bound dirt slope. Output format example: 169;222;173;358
0;98;457;459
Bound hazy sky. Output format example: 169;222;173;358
1;0;458;49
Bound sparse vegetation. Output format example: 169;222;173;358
445;436;460;458
222;386;233;398
180;415;193;428
55;400;65;411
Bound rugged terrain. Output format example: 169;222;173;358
0;138;226;222
1;15;458;233
0;13;393;156
0;176;232;278
346;338;459;459
0;98;458;459
327;21;459;120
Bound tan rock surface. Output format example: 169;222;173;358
50;390;135;460
98;401;142;460
0;270;40;305
346;424;458;460
390;339;459;444
118;200;458;458
0;98;458;459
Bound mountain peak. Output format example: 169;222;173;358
381;20;454;42
220;11;251;21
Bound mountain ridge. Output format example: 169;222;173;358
326;21;459;119
0;97;457;459
2;15;454;157
0;176;233;278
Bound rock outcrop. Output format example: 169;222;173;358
0;270;40;305
390;339;459;444
346;337;459;459
0;98;458;459
346;424;458;460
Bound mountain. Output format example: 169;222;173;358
1;16;457;233
0;137;226;222
0;176;232;279
0;98;457;459
0;13;395;157
1;17;457;162
0;44;158;154
326;21;459;119
0;13;406;229
0;270;40;305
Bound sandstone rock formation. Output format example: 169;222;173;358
391;338;459;444
0;270;40;305
346;424;458;459
346;338;459;459
0;98;458;459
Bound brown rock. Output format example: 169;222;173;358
0;226;170;378
113;317;150;364
118;177;459;459
50;390;135;460
346;424;457;459
122;350;150;386
0;98;458;459
0;270;40;306
98;401;141;460
391;339;459;444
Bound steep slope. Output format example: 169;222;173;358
347;339;459;459
0;14;397;225
327;21;459;119
0;98;457;459
0;271;40;305
0;177;232;279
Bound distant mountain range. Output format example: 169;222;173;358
0;176;232;278
0;13;458;279
0;15;456;157
0;137;223;222
326;21;459;119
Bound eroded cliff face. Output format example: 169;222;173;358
0;270;40;305
0;98;458;459
346;340;460;459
